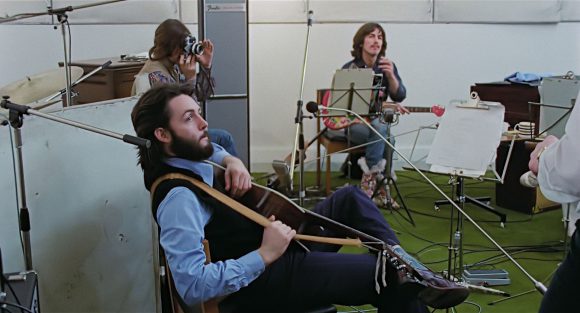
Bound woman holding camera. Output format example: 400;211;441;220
132;18;238;156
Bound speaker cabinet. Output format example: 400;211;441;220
3;271;40;313
495;140;560;214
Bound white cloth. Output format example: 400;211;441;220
537;90;580;236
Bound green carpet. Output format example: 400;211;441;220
254;170;566;313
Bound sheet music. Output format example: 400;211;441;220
426;103;505;177
329;68;375;114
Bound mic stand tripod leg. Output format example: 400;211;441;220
372;119;415;226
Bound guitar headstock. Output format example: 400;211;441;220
431;105;445;117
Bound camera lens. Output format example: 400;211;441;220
193;43;204;55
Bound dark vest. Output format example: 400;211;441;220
147;163;263;262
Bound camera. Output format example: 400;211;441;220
184;35;204;57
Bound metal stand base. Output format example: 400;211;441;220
375;177;415;226
434;178;507;227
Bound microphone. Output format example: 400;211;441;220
306;101;321;114
520;171;538;188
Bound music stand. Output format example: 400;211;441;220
328;68;378;113
425;93;507;282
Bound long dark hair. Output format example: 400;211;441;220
131;84;194;170
149;19;190;61
351;22;387;60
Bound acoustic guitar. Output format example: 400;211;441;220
156;166;469;310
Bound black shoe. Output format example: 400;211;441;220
390;246;470;309
414;269;470;309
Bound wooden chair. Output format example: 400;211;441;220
161;240;336;313
315;89;365;195
160;240;218;313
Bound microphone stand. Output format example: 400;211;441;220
315;105;548;296
0;0;127;107
289;10;314;206
48;60;113;102
0;97;150;271
374;108;415;226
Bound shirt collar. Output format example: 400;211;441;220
354;58;368;68
165;157;214;186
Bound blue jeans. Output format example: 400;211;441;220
348;118;394;168
208;128;238;157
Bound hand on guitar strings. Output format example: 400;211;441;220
258;215;296;266
382;101;410;114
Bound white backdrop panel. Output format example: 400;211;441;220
249;0;432;23
435;0;561;23
53;0;179;24
0;0;181;24
562;0;580;21
0;97;156;312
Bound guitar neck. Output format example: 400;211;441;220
406;106;432;113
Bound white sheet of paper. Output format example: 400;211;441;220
426;103;505;176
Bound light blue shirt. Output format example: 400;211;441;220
156;143;265;305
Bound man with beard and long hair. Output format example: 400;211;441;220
131;84;468;313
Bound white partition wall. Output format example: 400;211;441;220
0;98;156;312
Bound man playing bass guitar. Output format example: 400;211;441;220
131;84;468;312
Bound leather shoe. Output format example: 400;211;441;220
390;246;469;309
414;269;470;309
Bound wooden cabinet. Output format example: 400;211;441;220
471;83;540;135
62;57;145;105
495;140;559;214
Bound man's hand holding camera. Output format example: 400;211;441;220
196;40;214;70
179;39;214;82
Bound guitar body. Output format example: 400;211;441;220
239;183;385;251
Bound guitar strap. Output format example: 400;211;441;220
151;173;386;296
151;173;273;228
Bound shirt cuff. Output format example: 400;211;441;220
238;250;265;279
210;143;230;164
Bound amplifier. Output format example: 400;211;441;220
3;271;40;313
495;140;560;214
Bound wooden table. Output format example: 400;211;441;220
61;57;145;105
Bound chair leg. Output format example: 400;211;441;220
316;144;321;189
325;154;331;195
